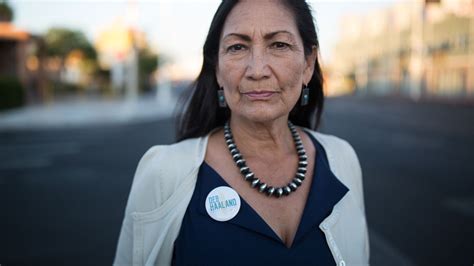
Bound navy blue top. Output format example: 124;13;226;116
172;132;349;266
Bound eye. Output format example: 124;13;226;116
271;42;290;50
227;44;247;53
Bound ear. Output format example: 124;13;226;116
303;45;318;85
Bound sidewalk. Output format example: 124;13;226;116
0;95;177;131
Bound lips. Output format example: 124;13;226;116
243;91;276;100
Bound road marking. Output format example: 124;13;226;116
0;158;51;170
369;229;416;266
0;142;81;170
0;142;80;156
443;198;474;218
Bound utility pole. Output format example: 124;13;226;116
409;0;426;100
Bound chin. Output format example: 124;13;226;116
237;107;289;124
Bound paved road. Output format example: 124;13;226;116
0;96;473;265
320;96;474;266
0;119;177;265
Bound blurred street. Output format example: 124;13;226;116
0;94;175;130
0;95;473;265
320;96;474;266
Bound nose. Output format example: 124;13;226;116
245;47;271;81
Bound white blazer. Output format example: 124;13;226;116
113;130;370;266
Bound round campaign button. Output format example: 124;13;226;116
205;186;241;222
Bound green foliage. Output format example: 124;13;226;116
139;48;158;91
139;49;158;76
44;28;97;59
44;27;99;93
0;76;25;111
0;0;13;22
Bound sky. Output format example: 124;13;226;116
9;0;400;79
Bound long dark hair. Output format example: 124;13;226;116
176;0;324;141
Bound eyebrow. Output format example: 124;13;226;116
222;30;295;42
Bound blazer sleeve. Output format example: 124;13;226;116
113;146;160;266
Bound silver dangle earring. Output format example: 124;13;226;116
217;88;227;108
300;85;309;106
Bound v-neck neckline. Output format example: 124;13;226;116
196;131;349;249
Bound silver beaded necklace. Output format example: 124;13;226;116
223;121;308;198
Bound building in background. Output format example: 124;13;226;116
0;22;28;80
328;0;474;99
0;22;48;103
94;0;160;100
95;18;140;99
0;21;29;111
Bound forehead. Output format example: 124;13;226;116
221;1;298;38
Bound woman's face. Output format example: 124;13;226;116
216;0;316;124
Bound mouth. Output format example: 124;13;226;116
243;91;277;100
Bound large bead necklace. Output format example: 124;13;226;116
223;121;308;198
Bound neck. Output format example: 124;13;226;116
229;115;295;158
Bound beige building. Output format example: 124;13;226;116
95;18;150;98
329;0;474;99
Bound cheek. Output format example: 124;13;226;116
218;59;244;89
218;61;247;103
274;57;306;96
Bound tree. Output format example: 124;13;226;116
0;0;13;22
44;28;98;93
45;28;96;60
138;48;159;92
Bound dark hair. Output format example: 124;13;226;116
176;0;324;141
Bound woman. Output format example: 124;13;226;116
114;0;369;265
